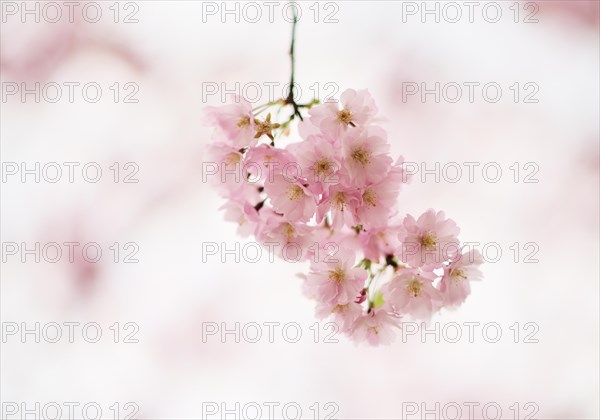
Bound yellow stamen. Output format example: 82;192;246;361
328;267;346;283
237;116;250;128
333;191;346;211
225;152;241;168
406;278;423;298
283;223;295;241
314;158;333;177
420;233;437;251
351;147;371;165
368;326;379;335
287;185;304;201
337;108;353;125
332;304;348;314
450;268;467;281
362;189;377;207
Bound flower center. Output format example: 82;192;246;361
406;278;423;298
314;158;333;176
351;147;371;165
237;116;250;128
333;191;346;211
368;326;379;335
450;268;467;281
328;267;346;283
287;185;304;201
420;233;437;251
362;189;377;207
283;223;296;241
332;304;348;314
337;108;353;125
225;152;241;167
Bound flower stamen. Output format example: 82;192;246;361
237;116;251;128
333;191;347;211
337;108;354;126
287;185;304;200
406;278;423;298
328;267;346;283
351;147;371;165
420;233;437;251
362;189;377;207
450;268;467;281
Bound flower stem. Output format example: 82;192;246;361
285;2;303;121
252;101;278;114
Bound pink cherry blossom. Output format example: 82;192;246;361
341;127;392;187
303;248;367;305
399;209;461;269
263;174;317;222
384;269;443;320
258;215;313;261
316;182;361;229
219;201;256;237
439;248;484;307
359;225;402;262
288;134;342;190
205;142;246;195
315;301;364;333
244;144;295;184
308;88;378;137
350;309;398;346
304;228;360;266
355;160;407;229
205;97;256;148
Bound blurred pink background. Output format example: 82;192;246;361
1;1;598;419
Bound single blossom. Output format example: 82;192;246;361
308;88;378;137
384;269;443;319
205;97;256;148
244;144;295;184
303;248;367;305
219;201;256;237
439;248;484;307
205;142;246;195
350;308;398;346
258;215;313;261
359;225;402;262
316;181;361;229
263;173;317;222
288;134;342;190
315;301;364;333
355;160;406;228
399;209;461;269
341;126;392;187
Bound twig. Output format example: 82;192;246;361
284;2;303;121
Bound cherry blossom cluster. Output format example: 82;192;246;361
204;89;483;345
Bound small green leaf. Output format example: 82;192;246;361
373;291;385;308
